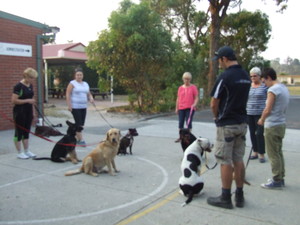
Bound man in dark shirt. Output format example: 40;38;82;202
207;46;251;209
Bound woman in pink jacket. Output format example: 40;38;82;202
175;72;199;142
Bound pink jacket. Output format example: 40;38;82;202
177;84;198;110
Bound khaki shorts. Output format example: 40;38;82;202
214;123;247;165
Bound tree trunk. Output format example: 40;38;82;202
208;6;221;94
207;0;231;94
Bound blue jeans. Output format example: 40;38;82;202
178;108;195;129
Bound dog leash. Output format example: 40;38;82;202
186;107;194;128
0;110;98;147
34;105;62;129
91;102;114;128
245;147;253;169
204;151;218;170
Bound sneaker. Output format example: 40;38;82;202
261;179;283;189
77;140;86;147
207;194;233;209
25;151;36;158
17;152;29;159
235;192;245;208
259;158;266;163
267;178;285;187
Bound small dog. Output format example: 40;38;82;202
118;128;139;155
179;128;196;152
179;137;212;206
65;128;121;177
35;125;63;137
34;121;82;163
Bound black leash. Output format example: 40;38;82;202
204;145;253;170
34;105;62;129
91;102;114;128
204;150;218;170
245;147;253;169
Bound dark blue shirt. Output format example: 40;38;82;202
210;64;251;126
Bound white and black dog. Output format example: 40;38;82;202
179;137;212;206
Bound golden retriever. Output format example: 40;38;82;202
65;128;121;177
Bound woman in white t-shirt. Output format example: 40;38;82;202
66;68;94;146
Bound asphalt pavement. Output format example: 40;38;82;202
0;97;299;225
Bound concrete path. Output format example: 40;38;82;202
0;98;299;225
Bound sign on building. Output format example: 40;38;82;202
0;42;32;57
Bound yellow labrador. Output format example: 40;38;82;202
65;128;121;177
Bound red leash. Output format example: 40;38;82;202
0;111;98;147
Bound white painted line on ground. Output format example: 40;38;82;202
0;156;168;225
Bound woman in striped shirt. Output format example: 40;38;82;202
246;67;268;163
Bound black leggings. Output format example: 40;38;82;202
247;115;265;154
13;111;32;142
71;108;86;127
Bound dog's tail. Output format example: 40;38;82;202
64;168;82;176
33;157;51;160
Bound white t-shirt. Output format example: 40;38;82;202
70;80;90;109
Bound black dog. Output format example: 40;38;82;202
34;121;83;163
35;125;63;137
118;128;139;155
179;128;196;152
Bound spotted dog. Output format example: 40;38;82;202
179;137;212;206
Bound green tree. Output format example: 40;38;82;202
221;10;271;71
150;0;288;94
86;0;175;112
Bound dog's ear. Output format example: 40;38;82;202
106;130;110;141
66;120;75;126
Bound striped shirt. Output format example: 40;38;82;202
246;84;268;115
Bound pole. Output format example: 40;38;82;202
44;59;48;103
36;35;43;115
111;75;114;104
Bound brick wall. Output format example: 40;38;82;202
0;18;44;130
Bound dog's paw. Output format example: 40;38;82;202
91;173;99;177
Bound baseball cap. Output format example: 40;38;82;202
213;46;236;60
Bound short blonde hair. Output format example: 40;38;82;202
182;72;192;80
250;67;261;76
24;67;38;78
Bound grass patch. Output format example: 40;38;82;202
287;86;300;95
107;105;134;113
44;107;71;119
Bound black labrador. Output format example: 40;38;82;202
34;120;83;163
179;128;197;153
